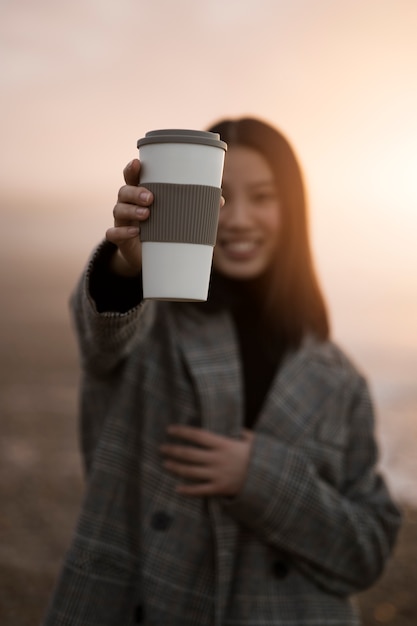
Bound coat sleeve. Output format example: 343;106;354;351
223;374;402;596
70;240;155;376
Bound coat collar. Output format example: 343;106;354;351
175;303;244;438
257;334;338;444
176;304;335;443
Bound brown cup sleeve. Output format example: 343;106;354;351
139;183;222;246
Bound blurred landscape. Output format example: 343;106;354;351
1;1;417;624
1;196;416;625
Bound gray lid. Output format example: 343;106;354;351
137;129;227;151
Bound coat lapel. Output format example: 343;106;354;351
175;304;243;437
256;336;338;444
175;305;242;626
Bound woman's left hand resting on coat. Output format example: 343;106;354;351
160;425;254;497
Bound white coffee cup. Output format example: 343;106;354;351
137;129;227;301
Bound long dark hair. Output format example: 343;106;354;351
207;117;330;348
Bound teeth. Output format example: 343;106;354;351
224;241;256;253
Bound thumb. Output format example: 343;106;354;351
123;159;141;186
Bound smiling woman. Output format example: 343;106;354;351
208;117;329;349
41;115;401;626
213;145;282;280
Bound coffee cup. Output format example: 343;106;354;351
137;129;227;301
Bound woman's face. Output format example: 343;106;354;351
213;146;281;280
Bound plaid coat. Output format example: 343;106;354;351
43;248;401;626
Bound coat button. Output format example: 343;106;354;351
151;511;173;531
273;560;290;579
134;604;144;623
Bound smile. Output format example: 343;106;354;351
220;240;259;258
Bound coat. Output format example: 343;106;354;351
43;245;401;626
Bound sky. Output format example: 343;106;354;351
1;0;417;497
2;0;416;200
2;0;416;333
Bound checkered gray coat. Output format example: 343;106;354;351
43;248;401;626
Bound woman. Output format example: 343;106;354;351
43;118;401;625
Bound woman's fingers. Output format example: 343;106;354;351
160;443;214;464
163;460;213;481
166;425;225;449
112;202;150;226
107;197;150;245
162;426;254;497
117;185;153;211
106;225;139;245
111;186;153;244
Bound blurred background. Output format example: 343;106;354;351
1;1;416;624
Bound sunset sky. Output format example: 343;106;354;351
1;0;416;351
1;0;417;500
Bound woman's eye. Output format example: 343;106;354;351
252;193;277;204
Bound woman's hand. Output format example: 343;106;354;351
160;425;254;497
105;159;153;276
